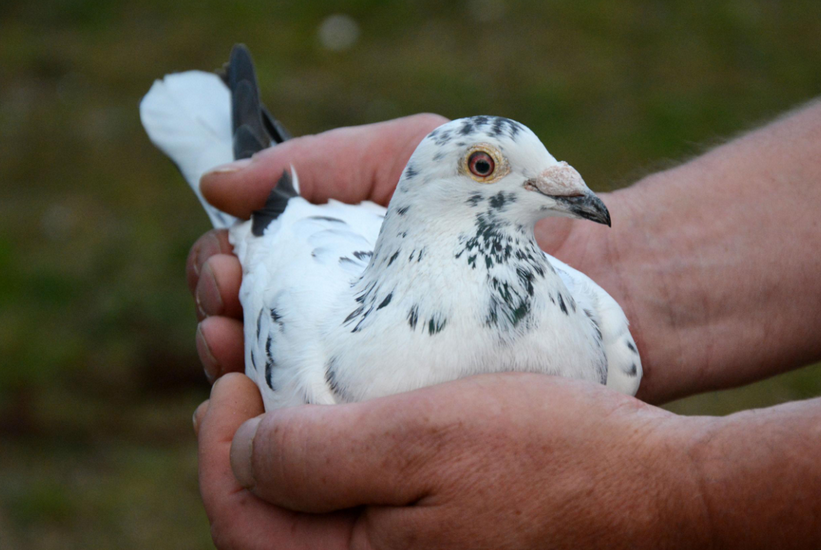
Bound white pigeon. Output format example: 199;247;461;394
140;45;642;410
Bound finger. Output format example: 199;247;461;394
195;254;243;320
229;380;475;513
198;373;264;521
201;113;448;218
198;374;354;550
186;229;233;296
196;316;245;383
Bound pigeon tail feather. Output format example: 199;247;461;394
140;43;296;230
252;170;300;236
224;44;298;236
140;69;238;228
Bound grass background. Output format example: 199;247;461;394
1;1;820;547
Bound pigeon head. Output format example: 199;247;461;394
395;116;610;227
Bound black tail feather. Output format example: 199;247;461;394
261;105;292;143
252;171;298;237
227;45;267;159
222;44;298;236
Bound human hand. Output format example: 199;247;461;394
194;372;709;549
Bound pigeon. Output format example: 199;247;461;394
140;45;642;410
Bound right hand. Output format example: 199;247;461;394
194;371;706;550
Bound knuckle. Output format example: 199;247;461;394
385;413;463;481
257;411;316;501
278;134;316;161
254;414;291;479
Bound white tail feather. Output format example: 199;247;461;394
140;71;238;229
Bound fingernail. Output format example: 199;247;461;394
195;293;206;321
196;233;222;275
196;262;224;317
189;240;203;278
231;416;262;489
204;158;252;176
196;323;219;384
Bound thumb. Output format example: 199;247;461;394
228;382;468;513
201;113;447;219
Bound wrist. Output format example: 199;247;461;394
684;400;821;548
632;413;720;549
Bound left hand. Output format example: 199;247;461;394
195;372;710;549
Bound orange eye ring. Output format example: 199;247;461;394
462;144;508;183
468;151;495;177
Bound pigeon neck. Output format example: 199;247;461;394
343;196;558;336
361;192;552;287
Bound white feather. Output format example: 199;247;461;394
549;256;642;395
140;71;238;228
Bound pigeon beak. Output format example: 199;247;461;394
555;191;611;227
523;162;611;227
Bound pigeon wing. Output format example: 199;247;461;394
232;197;385;409
547;255;643;396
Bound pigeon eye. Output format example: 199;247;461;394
463;144;508;183
468;151;495;178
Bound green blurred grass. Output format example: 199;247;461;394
1;0;820;547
